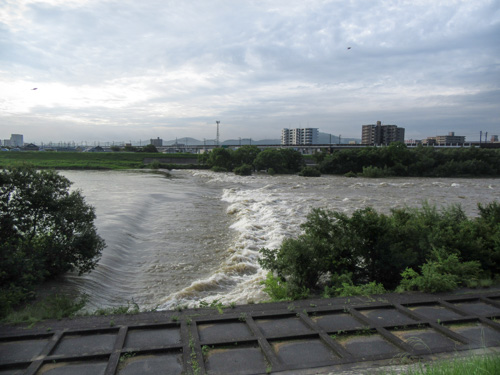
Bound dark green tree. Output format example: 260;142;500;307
233;145;261;169
141;144;159;153
0;166;105;314
207;148;233;171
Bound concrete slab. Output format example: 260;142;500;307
447;322;500;347
406;304;463;321
36;360;108;375
124;326;181;349
51;332;117;357
117;352;184;375
0;366;28;375
358;307;417;326
198;321;253;343
336;332;401;357
311;312;363;332
271;338;338;366
204;344;268;375
452;301;500;316
0;338;49;363
255;316;312;337
391;327;461;352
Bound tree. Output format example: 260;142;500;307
207;147;233;171
141;144;158;153
0;166;105;314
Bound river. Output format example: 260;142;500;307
48;170;499;311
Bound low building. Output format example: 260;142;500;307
281;128;319;145
23;143;40;151
423;132;465;145
361;121;405;145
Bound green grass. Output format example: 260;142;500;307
0;151;198;170
383;354;500;375
1;294;88;327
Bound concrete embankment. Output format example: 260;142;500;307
1;290;500;374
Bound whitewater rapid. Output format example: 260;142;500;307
50;170;499;311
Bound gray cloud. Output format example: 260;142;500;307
1;0;499;143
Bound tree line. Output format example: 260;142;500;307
198;143;500;177
316;142;500;177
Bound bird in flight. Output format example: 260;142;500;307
32;88;38;90
347;47;351;50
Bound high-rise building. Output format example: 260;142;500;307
361;121;405;145
10;134;23;147
281;128;319;145
150;137;163;147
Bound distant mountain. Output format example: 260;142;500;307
160;133;360;146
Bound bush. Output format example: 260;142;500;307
299;167;321;177
234;164;253;176
258;202;499;298
0;166;105;316
397;249;482;293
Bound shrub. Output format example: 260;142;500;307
234;164;253;176
298;167;321;177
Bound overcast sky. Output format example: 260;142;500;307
1;0;499;143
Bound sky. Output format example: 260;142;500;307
1;0;499;144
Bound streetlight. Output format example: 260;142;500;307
216;121;220;147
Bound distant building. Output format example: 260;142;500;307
423;132;465;145
23;143;39;151
10;134;24;147
281;128;319;145
362;121;405;145
491;135;499;142
150;137;163;147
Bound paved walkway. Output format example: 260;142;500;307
1;290;500;375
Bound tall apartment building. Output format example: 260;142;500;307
10;134;24;147
150;137;163;147
361;121;405;145
281;128;319;145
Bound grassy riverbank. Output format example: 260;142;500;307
0;151;198;169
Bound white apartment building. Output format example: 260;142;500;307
10;134;24;147
281;128;319;145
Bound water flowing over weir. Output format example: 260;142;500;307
52;170;500;311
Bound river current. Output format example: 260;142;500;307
52;170;499;311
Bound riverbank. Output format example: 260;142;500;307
0;151;199;169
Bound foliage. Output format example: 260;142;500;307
398;248;482;293
383;353;500;375
254;149;304;173
233;146;260;168
140;144;158;153
259;202;500;298
234;163;253;176
298;166;321;177
318;143;500;177
323;273;386;297
0;166;105;316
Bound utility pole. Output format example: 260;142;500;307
216;121;220;147
480;131;482;144
485;132;488;143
